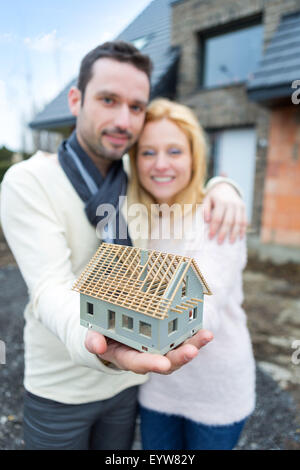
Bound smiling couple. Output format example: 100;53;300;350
1;41;255;450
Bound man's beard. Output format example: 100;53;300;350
83;128;133;162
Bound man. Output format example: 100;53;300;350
1;41;247;450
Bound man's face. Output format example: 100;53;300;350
72;58;150;162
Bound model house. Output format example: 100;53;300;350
73;242;211;355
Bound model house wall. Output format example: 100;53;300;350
80;293;160;352
80;264;205;354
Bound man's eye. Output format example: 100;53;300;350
102;97;114;105
131;105;142;113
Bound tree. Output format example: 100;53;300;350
0;146;13;162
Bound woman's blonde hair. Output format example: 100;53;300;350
128;98;207;213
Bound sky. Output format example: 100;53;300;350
0;0;153;152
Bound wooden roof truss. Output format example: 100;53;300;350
73;243;211;320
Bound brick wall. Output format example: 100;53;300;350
170;0;300;232
261;106;300;247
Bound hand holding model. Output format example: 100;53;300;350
85;328;213;374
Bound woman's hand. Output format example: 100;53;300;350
203;182;248;244
85;329;213;375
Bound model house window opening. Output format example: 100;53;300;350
87;302;94;315
168;318;178;335
181;277;187;298
189;307;197;322
122;315;134;330
108;310;115;330
139;321;152;338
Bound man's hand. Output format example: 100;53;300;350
203;182;247;244
85;329;213;375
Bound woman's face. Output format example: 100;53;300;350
136;118;192;205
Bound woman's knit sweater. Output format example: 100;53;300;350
138;210;256;425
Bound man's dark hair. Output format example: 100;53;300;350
77;41;153;102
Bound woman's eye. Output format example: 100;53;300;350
169;148;182;155
141;150;155;156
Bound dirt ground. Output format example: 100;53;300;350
244;257;300;420
0;227;300;450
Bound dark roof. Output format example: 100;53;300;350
29;78;77;130
117;0;179;98
247;10;300;104
30;0;178;130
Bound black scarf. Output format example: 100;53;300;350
58;131;132;246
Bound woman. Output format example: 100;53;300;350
127;98;256;450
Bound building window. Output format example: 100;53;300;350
139;321;152;338
122;315;134;330
132;35;150;50
189;308;197;322
87;302;94;315
108;310;115;330
168;319;178;335
202;22;263;88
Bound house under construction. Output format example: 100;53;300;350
73;242;211;355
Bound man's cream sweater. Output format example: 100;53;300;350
1;152;147;404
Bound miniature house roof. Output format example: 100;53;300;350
73;242;211;320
